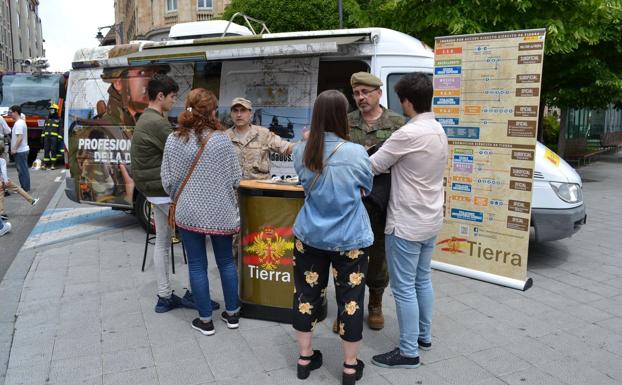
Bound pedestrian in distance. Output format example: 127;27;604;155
0;141;39;221
292;90;373;385
161;88;241;336
0;115;11;197
131;74;220;314
9;105;31;192
0;114;10;146
370;72;448;369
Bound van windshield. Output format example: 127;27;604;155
0;74;61;117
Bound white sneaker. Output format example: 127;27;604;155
31;198;40;206
0;221;12;236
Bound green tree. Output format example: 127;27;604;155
366;0;622;154
369;0;622;108
222;0;367;32
223;0;622;156
367;0;622;155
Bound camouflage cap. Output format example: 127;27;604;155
231;97;252;110
350;72;383;88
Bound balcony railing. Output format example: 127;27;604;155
164;13;178;25
197;11;213;21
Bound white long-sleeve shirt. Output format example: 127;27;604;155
369;112;448;242
0;157;8;183
0;116;10;141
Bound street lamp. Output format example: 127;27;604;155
338;0;343;29
95;23;124;45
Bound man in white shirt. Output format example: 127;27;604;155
9;105;31;192
369;73;448;369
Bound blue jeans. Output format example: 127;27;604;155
179;229;240;321
14;151;30;192
385;232;437;358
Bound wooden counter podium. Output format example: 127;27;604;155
237;180;327;323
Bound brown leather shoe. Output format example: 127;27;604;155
332;318;339;334
367;290;384;330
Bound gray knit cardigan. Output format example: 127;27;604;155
161;130;241;235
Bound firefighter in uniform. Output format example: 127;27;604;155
42;103;62;170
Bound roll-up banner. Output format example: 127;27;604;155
432;29;546;290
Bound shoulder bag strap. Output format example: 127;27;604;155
307;141;346;193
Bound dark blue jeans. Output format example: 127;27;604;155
179;229;240;321
14;151;30;192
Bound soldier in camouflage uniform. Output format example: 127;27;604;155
226;97;294;180
337;72;405;332
226;97;294;262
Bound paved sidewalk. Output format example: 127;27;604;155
1;153;622;385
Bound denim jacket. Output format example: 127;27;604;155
293;132;373;251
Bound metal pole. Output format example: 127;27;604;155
338;0;343;29
117;22;124;44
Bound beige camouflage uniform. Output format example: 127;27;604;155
226;124;292;180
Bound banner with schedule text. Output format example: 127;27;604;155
432;29;546;290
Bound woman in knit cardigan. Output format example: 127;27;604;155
161;88;242;336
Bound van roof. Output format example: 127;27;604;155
169;20;253;39
72;27;432;69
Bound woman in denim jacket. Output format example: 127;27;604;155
292;90;373;385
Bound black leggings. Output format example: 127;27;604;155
292;239;369;342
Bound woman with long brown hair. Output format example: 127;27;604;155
161;88;242;336
292;90;373;385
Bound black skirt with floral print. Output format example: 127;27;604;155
292;238;369;342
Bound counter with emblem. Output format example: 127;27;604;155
238;180;327;323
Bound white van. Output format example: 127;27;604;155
63;26;585;241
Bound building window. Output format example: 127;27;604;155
198;0;213;9
166;0;177;12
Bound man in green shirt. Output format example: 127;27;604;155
343;72;405;331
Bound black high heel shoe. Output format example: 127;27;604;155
342;359;364;385
297;350;323;380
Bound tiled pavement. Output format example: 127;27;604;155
1;152;621;385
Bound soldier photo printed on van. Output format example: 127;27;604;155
66;63;194;207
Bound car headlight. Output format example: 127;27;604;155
550;182;583;203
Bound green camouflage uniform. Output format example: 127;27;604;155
348;106;405;295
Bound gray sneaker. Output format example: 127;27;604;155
0;221;12;237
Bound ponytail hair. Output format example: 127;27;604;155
303;90;350;172
176;88;222;143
